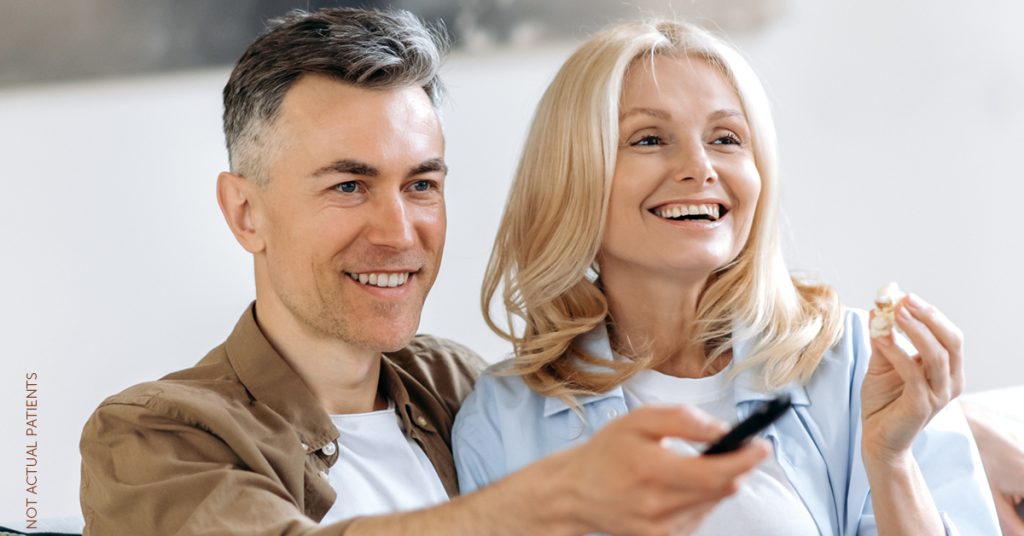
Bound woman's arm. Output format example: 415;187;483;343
860;294;964;534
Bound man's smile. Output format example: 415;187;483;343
345;270;416;288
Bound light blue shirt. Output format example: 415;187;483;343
453;309;999;535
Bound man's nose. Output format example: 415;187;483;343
674;141;718;185
366;193;415;250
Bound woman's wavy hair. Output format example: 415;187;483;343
481;19;843;404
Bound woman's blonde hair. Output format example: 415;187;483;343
482;19;843;403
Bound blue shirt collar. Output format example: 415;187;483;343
542;322;809;417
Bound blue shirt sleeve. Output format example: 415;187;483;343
844;311;999;535
452;373;507;494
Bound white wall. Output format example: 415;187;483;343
2;0;1022;525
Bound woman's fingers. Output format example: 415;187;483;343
903;294;965;396
894;302;951;399
870;334;928;398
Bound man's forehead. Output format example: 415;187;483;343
277;74;437;124
261;77;443;182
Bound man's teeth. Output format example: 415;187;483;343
347;272;411;288
654;203;721;220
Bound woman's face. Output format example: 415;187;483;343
599;55;761;283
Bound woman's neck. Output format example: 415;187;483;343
602;267;729;378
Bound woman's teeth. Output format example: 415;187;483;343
347;272;411;288
653;203;721;221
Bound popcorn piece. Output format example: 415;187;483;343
870;282;905;338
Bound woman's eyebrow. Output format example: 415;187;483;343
619;107;671;121
708;108;746;122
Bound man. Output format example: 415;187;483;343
79;8;768;535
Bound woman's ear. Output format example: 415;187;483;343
216;171;266;254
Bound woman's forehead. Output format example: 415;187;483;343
619;54;742;116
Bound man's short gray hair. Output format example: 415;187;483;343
222;7;450;185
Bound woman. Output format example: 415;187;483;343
453;19;998;535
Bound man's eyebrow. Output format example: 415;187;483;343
620;107;672;121
311;159;380;178
409;158;447;177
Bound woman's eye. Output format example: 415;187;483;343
631;135;663;147
712;133;741;146
334;181;359;193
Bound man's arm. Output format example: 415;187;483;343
349;406;770;536
962;390;1024;536
81;400;352;535
83;400;764;536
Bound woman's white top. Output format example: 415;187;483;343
320;401;448;524
623;362;820;535
454;311;999;535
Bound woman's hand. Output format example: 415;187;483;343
861;293;964;464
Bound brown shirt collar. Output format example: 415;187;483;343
224;304;435;459
224;304;341;454
80;303;483;534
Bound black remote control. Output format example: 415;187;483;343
703;393;793;455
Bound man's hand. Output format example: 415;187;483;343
348;405;768;536
963;399;1024;536
536;405;769;536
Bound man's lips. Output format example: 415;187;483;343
345;269;419;289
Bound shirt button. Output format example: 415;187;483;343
608;409;619;419
321;441;337;456
415;415;428;428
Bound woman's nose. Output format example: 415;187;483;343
674;141;718;185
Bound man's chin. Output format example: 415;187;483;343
355;315;421;353
367;330;417;353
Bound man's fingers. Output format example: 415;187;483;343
618;405;728;443
658;438;769;495
700;438;770;477
992;490;1024;536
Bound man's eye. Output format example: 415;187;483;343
335;181;359;193
410;180;435;192
632;135;663;147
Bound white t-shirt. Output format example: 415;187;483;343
623;363;820;536
320;401;449;524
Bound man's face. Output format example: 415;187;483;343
254;75;446;352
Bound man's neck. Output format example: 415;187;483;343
253;299;385;415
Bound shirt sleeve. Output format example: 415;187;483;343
854;402;999;535
846;312;1000;536
451;378;506;494
80;399;354;536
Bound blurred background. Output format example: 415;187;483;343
2;0;1022;528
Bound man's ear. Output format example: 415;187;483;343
217;171;266;254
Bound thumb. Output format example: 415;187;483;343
702;438;772;477
618;405;728;443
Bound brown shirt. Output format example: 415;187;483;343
79;304;485;535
